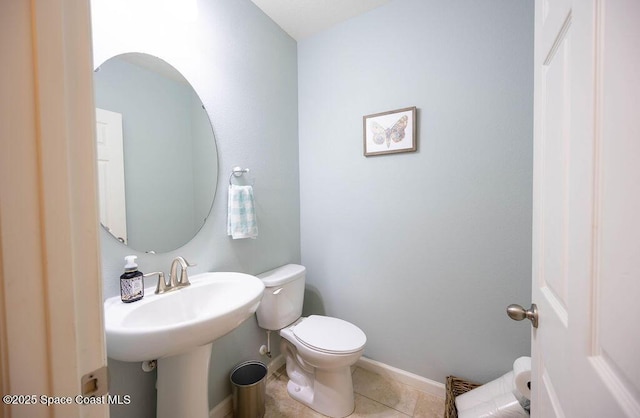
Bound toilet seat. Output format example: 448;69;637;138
293;315;366;354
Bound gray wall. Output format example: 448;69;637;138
298;0;534;384
91;0;298;416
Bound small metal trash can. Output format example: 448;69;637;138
230;360;267;418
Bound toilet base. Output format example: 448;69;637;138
286;365;355;418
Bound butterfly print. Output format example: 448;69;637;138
370;115;409;148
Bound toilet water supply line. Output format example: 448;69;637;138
259;330;272;358
259;287;283;358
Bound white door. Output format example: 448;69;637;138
96;107;128;244
1;0;108;417
530;0;640;416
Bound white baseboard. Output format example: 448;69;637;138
209;395;232;418
267;354;285;375
209;355;285;418
356;356;446;398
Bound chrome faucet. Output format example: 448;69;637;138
144;257;196;295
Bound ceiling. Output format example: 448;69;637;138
249;0;392;41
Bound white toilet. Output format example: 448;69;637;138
256;264;366;418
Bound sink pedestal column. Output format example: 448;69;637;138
156;343;212;418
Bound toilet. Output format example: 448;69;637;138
256;264;366;418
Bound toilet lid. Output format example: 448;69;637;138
293;315;366;354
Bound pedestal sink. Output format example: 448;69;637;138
104;272;264;418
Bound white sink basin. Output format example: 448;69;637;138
104;272;264;362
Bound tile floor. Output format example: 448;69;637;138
253;365;445;417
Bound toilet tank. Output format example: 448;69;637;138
255;264;306;330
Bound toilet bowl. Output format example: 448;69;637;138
255;265;367;418
280;316;366;417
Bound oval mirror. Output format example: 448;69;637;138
93;53;218;253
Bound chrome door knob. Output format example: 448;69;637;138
507;303;539;328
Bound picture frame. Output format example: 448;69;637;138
363;106;417;156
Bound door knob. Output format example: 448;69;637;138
507;303;538;328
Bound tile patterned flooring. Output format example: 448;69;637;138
232;365;445;417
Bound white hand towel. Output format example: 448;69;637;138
227;185;258;239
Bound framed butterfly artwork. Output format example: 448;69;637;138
363;106;417;156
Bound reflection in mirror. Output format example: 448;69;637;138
94;53;218;253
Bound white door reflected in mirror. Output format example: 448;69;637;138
96;107;127;244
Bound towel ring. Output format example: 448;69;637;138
229;166;250;185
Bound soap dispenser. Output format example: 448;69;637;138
120;255;144;303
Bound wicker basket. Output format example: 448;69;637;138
444;376;481;418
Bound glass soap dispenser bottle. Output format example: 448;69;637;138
120;255;144;303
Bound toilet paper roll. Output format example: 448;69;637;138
512;357;531;400
458;392;529;418
455;372;515;412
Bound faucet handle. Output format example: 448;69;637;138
144;271;170;294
